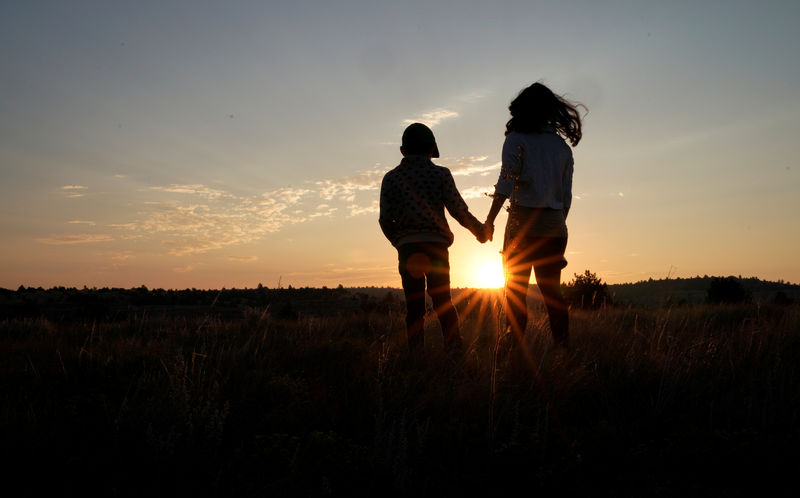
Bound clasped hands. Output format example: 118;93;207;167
475;220;495;243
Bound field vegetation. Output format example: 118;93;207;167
2;282;799;496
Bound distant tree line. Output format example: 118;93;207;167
608;274;798;307
0;285;402;321
2;273;797;321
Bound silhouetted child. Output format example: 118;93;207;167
379;123;487;355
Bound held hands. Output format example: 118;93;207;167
475;221;494;243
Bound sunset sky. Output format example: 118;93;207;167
2;1;798;289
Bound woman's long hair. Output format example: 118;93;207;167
505;82;584;146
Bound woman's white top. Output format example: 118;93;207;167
493;129;573;213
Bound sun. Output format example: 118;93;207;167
474;259;505;288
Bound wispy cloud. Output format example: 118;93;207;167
108;251;134;261
445;156;499;177
228;255;259;262
347;201;378;216
172;265;193;273
67;220;96;226
403;108;459;127
103;157;495;256
461;186;494;199
98;263;128;272
315;167;384;203
271;187;312;205
135;204;267;256
60;185;88;198
36;234;113;245
310;205;338;218
151;184;227;199
107;184;318;255
456;90;488;103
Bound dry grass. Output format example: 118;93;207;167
2;295;799;496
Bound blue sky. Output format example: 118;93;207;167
1;1;798;288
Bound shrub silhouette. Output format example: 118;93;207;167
706;276;751;304
564;270;611;308
773;291;793;305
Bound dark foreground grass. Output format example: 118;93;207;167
2;296;800;497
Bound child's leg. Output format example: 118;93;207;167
425;244;461;347
398;244;428;352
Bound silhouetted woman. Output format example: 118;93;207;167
484;82;583;348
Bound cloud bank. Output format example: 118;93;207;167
403;108;459;128
42;157;499;256
36;234;113;245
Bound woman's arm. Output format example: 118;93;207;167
483;134;518;241
486;194;506;225
563;154;573;219
483;194;507;241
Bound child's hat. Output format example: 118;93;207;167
402;123;440;158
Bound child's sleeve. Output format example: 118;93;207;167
442;169;483;236
379;174;399;244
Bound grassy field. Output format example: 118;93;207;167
2;290;799;496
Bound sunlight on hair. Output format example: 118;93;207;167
474;259;505;288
